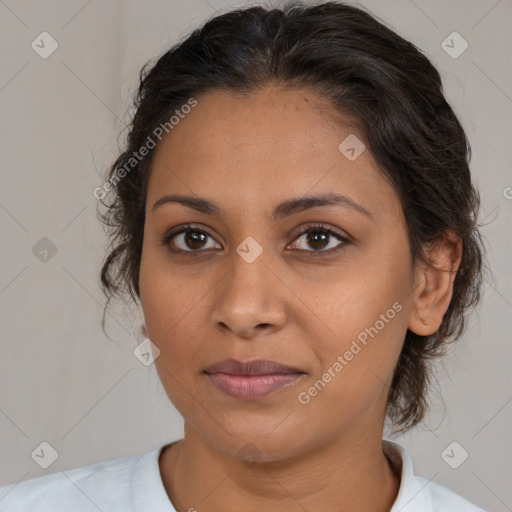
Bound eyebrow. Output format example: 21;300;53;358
151;192;372;220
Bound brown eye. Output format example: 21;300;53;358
161;224;221;253
179;230;209;250
289;224;350;254
161;223;350;257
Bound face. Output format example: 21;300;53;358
139;85;417;461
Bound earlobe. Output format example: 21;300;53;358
408;231;462;336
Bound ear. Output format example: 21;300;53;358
408;231;462;336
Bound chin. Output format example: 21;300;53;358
197;421;315;465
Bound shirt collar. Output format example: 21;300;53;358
130;441;434;512
384;440;434;511
130;443;176;512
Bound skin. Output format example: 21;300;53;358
138;85;462;512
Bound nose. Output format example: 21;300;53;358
210;248;287;339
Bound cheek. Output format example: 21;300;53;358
294;302;407;436
305;262;408;353
139;243;205;339
139;249;215;396
297;252;411;404
305;297;406;388
141;266;208;417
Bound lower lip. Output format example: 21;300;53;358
206;372;304;399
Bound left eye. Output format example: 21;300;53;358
288;225;349;253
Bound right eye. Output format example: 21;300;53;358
160;224;222;254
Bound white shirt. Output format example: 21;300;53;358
0;440;486;511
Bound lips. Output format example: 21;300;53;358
204;358;304;375
204;359;306;399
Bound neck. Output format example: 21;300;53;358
159;425;400;512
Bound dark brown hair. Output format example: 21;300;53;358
97;1;484;433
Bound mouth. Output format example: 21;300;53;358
203;359;307;400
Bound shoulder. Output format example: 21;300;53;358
383;440;487;512
417;476;487;511
0;450;151;512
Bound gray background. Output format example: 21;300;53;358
0;0;510;510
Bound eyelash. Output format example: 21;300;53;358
160;223;351;257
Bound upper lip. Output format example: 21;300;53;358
204;359;305;376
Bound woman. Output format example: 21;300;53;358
0;1;486;510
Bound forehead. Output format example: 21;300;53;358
153;86;354;158
146;86;400;219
